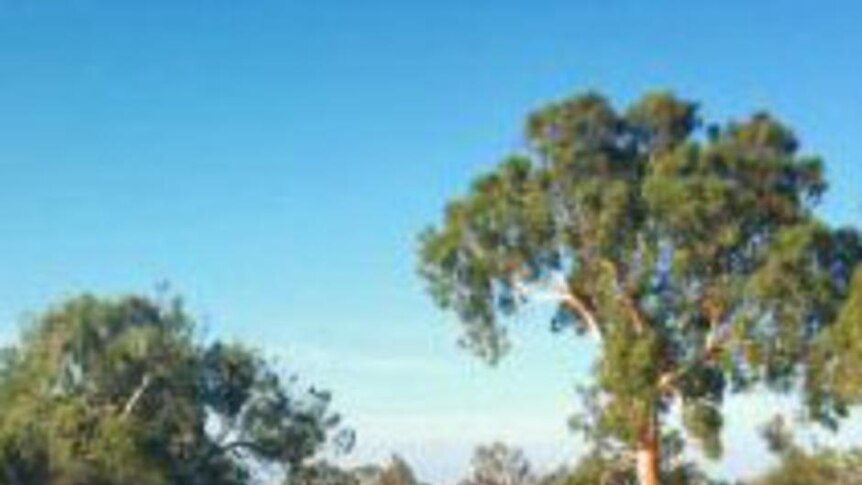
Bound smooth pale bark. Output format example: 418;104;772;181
636;413;661;485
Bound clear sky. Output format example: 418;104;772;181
0;1;860;483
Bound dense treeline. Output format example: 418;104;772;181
0;275;859;483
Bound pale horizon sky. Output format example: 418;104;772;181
1;1;861;483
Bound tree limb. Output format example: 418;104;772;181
121;372;152;420
620;294;648;334
219;440;268;456
703;294;724;347
560;290;603;341
213;393;266;448
512;273;603;341
600;259;651;334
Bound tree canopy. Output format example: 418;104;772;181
753;447;862;485
0;293;350;485
459;442;535;485
288;455;421;485
418;90;862;483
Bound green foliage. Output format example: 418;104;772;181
459;443;535;485
806;267;862;426
681;401;723;460
287;461;361;485
753;448;862;485
568;393;715;485
378;456;419;485
418;90;862;462
563;444;715;485
0;293;348;484
288;456;420;485
564;452;637;485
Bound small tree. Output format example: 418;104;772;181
418;91;862;484
754;419;862;485
0;293;350;484
754;448;862;485
378;455;419;485
460;443;535;485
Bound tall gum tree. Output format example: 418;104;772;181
418;91;862;485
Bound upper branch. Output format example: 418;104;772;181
601;259;649;334
121;372;153;420
512;273;603;341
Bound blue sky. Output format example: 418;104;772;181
0;0;860;482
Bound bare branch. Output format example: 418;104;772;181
512;273;603;341
219;440;268;456
621;295;648;334
213;394;266;447
121;372;152;420
560;291;603;342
